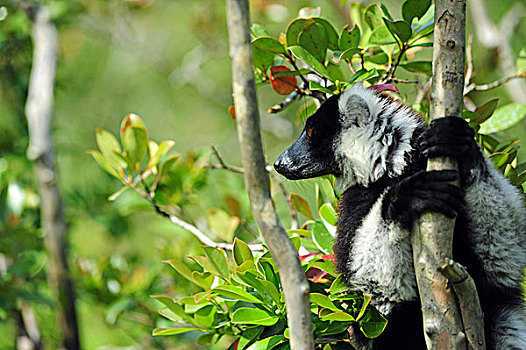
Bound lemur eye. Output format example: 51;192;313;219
306;128;313;138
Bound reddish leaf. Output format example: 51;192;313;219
321;253;336;262
270;65;298;95
370;83;399;94
228;106;236;119
299;252;320;261
306;267;329;283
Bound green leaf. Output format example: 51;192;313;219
309;81;334;95
197;332;215;345
273;68;313;78
298;22;328;63
329;274;348;294
318;178;338;208
159;154;180;178
312;220;334;254
336;48;361;63
479;103;526;134
212;285;263;304
232;307;279;326
517;48;526;72
191;271;215;290
400;61;432;75
319;310;355;322
286;18;316;47
338;24;361;51
96;128;125;169
356;294;372;321
288;46;331;79
253;46;274;74
194;305;217;328
384;19;412;44
290;193;314;219
364;4;384;29
489;152;509;168
246;335;286;350
402;0;432;24
237;327;265;350
151;295;200;326
251;23;269;38
236;270;281;305
153;327;204;336
252;37;286;54
286;229;311;237
202;246;230;279
148;140;175;169
123;125;148;168
471;98;499;125
359;308;388;338
368;26;397;47
319;203;337;226
312;18;339;51
349;68;378;83
310;293;341;312
233;238;254;266
87;150;120;178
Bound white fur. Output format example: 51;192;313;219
491;305;526;350
334;84;421;191
464;156;526;290
347;193;417;315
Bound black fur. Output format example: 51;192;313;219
275;87;526;349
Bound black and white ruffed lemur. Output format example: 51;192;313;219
274;84;526;349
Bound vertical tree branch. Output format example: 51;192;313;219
225;1;314;349
412;0;484;349
24;4;80;350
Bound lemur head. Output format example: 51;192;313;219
274;83;423;191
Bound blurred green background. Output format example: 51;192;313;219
0;0;525;349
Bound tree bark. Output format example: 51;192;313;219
24;4;80;350
411;1;485;349
225;1;314;349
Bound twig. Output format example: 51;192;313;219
207;145;299;229
122;175;264;251
268;91;300;114
464;35;474;90
380;44;408;83
469;0;526;104
392;78;419;84
464;71;526;95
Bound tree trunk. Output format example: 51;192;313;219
412;0;485;349
225;1;314;349
24;4;80;350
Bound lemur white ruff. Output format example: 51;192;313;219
274;84;526;350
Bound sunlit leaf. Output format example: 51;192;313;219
87;150;120;178
368;26;397;46
312;220;334;254
359;308;388;338
246;335;286;350
212;285;263;304
363;3;384;29
479;103;526;134
202;246;229;279
290;193;314;219
123;125;148;168
194;305;217;328
96;128;125;170
298;22;328;63
148;140;175;169
402;0;432;24
310;293;341;312
152;327;204;336
286;18;316;47
338;24;360;51
252;37;286;54
288;46;332;79
313;17;339;51
384;19;412;43
232;307;279;326
233;238;254;266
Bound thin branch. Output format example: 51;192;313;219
206;145;299;229
392;78;419;84
268;91;300;114
464;35;474;90
464;71;526;95
380;44;409;83
122;176;264;251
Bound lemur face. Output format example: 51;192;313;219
274;93;342;180
274;84;422;190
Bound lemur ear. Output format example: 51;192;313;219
339;94;370;127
